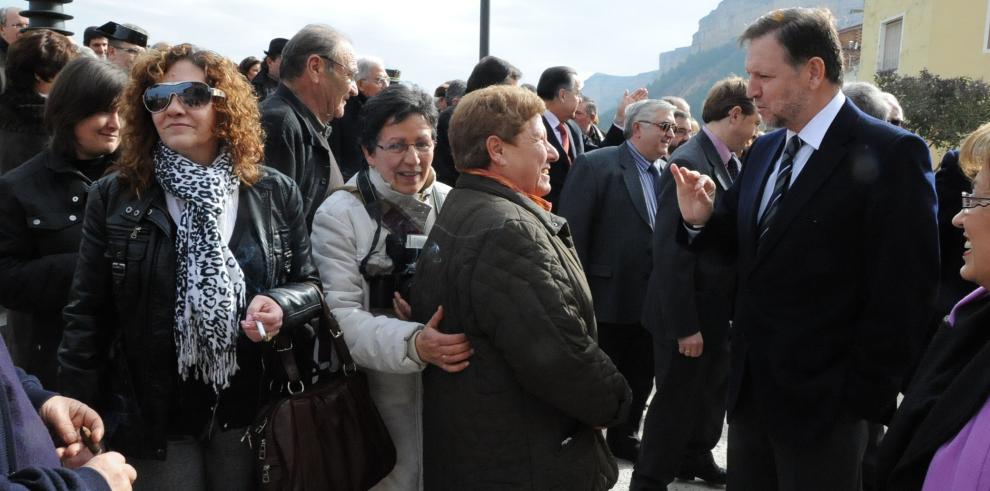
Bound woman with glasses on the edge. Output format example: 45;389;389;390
310;83;471;490
58;44;322;490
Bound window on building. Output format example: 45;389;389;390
879;17;903;72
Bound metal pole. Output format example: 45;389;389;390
480;0;490;59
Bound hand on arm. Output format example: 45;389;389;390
669;164;716;226
413;306;473;373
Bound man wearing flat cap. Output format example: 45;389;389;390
253;37;287;102
99;21;147;70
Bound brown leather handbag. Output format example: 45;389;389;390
244;289;396;490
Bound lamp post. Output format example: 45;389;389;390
480;0;489;59
21;0;73;36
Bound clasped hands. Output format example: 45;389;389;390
39;395;136;489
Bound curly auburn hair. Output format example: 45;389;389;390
114;43;264;194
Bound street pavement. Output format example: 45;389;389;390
611;419;728;490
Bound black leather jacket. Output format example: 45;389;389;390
0;149;108;388
260;84;344;230
58;167;322;460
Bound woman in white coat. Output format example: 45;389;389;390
310;84;472;490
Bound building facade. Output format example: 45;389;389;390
859;0;990;82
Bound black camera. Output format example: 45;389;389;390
366;233;427;310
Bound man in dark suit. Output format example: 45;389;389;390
536;67;634;209
632;76;761;490
558;99;676;462
669;8;939;490
537;66;585;210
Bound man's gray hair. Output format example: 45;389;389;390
843;81;890;120
624;100;677;140
0;7;20;27
280;24;350;81
582;99;598;117
356;56;384;81
660;95;690;114
445;79;466;105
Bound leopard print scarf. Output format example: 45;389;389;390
154;142;244;390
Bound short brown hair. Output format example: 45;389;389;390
5;30;76;92
449;85;545;171
114;44;264;194
959;122;990;179
701;76;756;123
740;7;844;85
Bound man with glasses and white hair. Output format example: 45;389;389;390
0;6;28;92
98;21;148;70
261;23;356;230
558;99;677;464
331;56;389;181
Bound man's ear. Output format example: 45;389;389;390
307;54;323;83
805;57;827;90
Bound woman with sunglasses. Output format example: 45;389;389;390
310;83;470;490
0;57;126;389
878;122;990;490
58;44;322;490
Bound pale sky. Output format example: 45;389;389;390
55;0;724;89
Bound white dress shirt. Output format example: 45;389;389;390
756;91;846;220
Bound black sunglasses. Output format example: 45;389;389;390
143;81;226;113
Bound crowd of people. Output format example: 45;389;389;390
0;4;985;491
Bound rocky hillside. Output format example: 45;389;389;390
590;0;864;122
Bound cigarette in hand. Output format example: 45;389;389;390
256;320;267;340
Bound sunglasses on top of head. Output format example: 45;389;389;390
143;81;226;113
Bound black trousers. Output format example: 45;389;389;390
727;384;868;491
597;322;653;443
631;334;729;488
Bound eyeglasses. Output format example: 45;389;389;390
962;192;990;211
143;81;226;113
637;121;677;133
119;46;143;55
8;22;28;29
376;141;435;155
371;76;389;87
674;127;691;136
319;55;357;84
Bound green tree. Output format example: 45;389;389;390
875;69;990;149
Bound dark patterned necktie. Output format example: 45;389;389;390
757;135;804;243
727;154;740;182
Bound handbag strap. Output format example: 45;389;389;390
274;284;359;394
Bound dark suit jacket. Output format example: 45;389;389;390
558;142;655;325
644;130;735;346
544;116;584;209
694;100;939;442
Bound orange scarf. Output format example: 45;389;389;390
462;168;553;212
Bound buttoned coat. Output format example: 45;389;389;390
695;101;939;442
558;141;657;325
